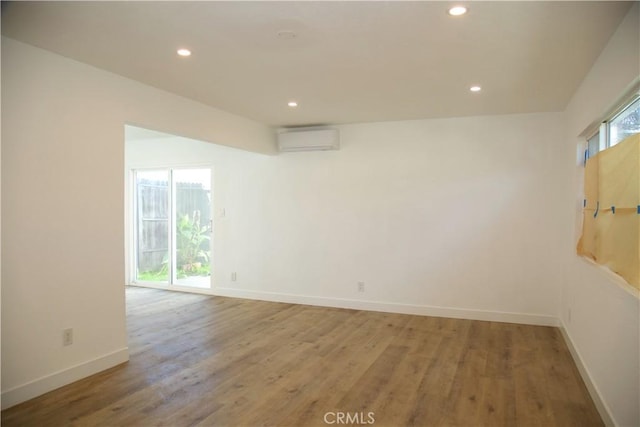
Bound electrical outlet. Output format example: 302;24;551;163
231;272;237;282
358;282;365;292
63;328;74;346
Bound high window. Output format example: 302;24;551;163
586;95;640;159
578;94;640;290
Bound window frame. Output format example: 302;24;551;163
577;87;640;293
586;93;640;160
608;96;640;148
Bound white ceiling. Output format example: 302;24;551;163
1;1;632;128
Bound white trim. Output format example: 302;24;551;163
212;287;559;327
127;162;217;171
1;348;129;410
129;282;215;296
559;326;616;427
578;256;640;299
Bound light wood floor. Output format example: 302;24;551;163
2;286;602;427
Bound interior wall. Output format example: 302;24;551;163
560;4;639;426
0;37;274;408
128;110;565;324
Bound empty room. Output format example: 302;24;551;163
1;1;639;426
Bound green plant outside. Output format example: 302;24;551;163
137;269;169;282
176;210;210;271
138;210;211;282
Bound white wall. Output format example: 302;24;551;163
128;110;565;325
560;4;639;427
1;37;274;409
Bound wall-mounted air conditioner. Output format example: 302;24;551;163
277;128;340;152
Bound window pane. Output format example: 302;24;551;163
136;170;169;282
173;169;212;288
587;132;600;158
609;98;640;147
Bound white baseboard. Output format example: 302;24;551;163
128;282;215;296
213;287;559;327
1;348;129;410
0;289;561;413
559;326;615;427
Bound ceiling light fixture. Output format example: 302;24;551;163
177;48;192;57
470;85;482;92
288;101;298;107
448;6;467;16
277;30;297;40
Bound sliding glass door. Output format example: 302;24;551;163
134;168;212;289
135;170;170;283
172;169;212;288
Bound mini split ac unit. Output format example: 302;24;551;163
277;128;340;152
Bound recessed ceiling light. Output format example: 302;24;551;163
277;30;297;40
177;48;192;57
470;85;482;92
288;101;298;107
448;6;467;16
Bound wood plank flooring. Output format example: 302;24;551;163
2;287;603;427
